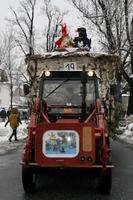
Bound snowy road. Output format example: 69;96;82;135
0;139;133;200
0;117;133;199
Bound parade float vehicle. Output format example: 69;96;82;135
21;48;122;194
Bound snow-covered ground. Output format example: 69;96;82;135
0;116;133;155
0;121;28;155
118;116;133;145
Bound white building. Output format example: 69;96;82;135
0;66;27;108
0;82;10;108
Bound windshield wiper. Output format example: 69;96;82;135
45;78;69;98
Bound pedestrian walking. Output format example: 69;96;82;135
4;108;22;142
0;108;7;121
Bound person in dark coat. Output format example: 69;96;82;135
73;27;91;49
0;108;7;121
5;108;22;142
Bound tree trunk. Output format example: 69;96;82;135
122;68;133;115
131;17;133;73
127;87;133;115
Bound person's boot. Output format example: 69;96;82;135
15;136;18;141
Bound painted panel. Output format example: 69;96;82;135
42;130;79;158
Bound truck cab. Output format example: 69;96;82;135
39;70;98;121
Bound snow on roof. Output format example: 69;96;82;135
25;48;90;60
25;48;122;66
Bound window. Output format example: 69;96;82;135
43;79;96;107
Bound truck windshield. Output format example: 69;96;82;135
43;79;96;106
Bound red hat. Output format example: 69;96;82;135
60;23;67;36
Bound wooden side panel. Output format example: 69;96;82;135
83;126;92;152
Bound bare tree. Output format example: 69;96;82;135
0;27;31;110
0;34;9;67
70;0;133;114
70;0;126;53
124;0;133;73
10;0;37;55
1;30;16;108
42;0;68;52
121;0;133;115
8;0;39;113
131;17;133;73
0;35;9;83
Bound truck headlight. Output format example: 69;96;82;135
88;70;94;77
45;70;51;77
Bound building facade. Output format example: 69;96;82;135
0;82;10;108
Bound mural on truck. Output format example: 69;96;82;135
43;130;79;157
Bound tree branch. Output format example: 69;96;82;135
11;8;29;43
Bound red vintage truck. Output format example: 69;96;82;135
21;48;121;194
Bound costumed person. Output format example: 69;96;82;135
60;135;68;153
4;108;22;142
55;23;73;48
73;27;91;49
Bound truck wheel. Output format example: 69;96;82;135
22;166;37;193
98;168;112;194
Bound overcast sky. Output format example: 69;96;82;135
0;0;99;51
0;0;18;28
0;0;82;32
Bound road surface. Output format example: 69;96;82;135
0;139;133;200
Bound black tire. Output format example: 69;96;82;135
22;166;37;193
98;168;112;195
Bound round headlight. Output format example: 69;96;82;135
45;70;51;77
88;70;94;77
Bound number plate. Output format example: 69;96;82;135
64;62;77;71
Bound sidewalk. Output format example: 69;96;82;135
0;121;27;155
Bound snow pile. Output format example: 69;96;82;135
118;115;133;144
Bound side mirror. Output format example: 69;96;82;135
23;84;30;95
